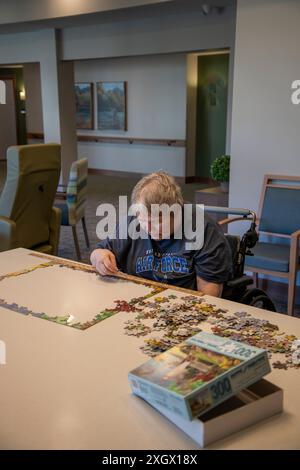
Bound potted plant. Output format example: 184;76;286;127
210;155;230;192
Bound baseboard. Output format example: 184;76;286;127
88;168;187;184
88;168;146;179
185;176;217;185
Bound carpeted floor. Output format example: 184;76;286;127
0;160;299;317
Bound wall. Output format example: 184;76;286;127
66;4;235;177
229;0;300;283
75;54;186;176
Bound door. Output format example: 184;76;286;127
0;78;18;160
196;53;229;178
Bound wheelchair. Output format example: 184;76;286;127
204;206;277;312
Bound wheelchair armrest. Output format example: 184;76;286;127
219;216;249;226
226;275;253;289
219;215;260;227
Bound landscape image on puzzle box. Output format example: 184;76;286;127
132;342;241;396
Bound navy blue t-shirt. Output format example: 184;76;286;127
97;211;233;290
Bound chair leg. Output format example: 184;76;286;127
81;216;90;248
287;236;298;316
72;225;81;261
287;272;297;316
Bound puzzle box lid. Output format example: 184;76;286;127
128;332;271;420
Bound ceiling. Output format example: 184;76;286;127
0;0;235;34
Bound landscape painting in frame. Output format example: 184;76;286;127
97;81;127;131
75;82;94;129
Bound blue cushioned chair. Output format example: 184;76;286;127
245;175;300;315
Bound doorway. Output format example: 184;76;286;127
0;77;18;160
196;52;229;178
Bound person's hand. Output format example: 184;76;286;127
90;249;118;276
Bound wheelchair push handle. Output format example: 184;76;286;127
203;206;257;224
203;205;258;256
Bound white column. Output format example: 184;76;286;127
39;29;77;184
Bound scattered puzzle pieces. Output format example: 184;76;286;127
123;292;300;369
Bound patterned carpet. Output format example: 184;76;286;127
0;161;299;317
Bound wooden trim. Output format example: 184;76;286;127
288;231;300;315
27;132;186;148
292;229;300;238
265;174;300;182
266;183;300;190
245;266;289;278
259;231;291;239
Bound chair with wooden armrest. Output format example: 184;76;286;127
241;175;300;316
204;206;276;312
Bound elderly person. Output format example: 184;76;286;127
90;171;232;297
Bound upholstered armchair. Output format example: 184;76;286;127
0;144;61;255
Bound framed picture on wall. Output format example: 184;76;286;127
97;81;127;131
75;82;94;129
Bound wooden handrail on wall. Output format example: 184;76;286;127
27;132;186;148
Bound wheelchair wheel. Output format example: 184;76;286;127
240;288;277;312
249;295;276;311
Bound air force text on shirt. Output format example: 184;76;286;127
136;251;189;275
96;197;205;250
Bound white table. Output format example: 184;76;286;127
0;248;299;450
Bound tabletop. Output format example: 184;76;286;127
0;248;299;450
